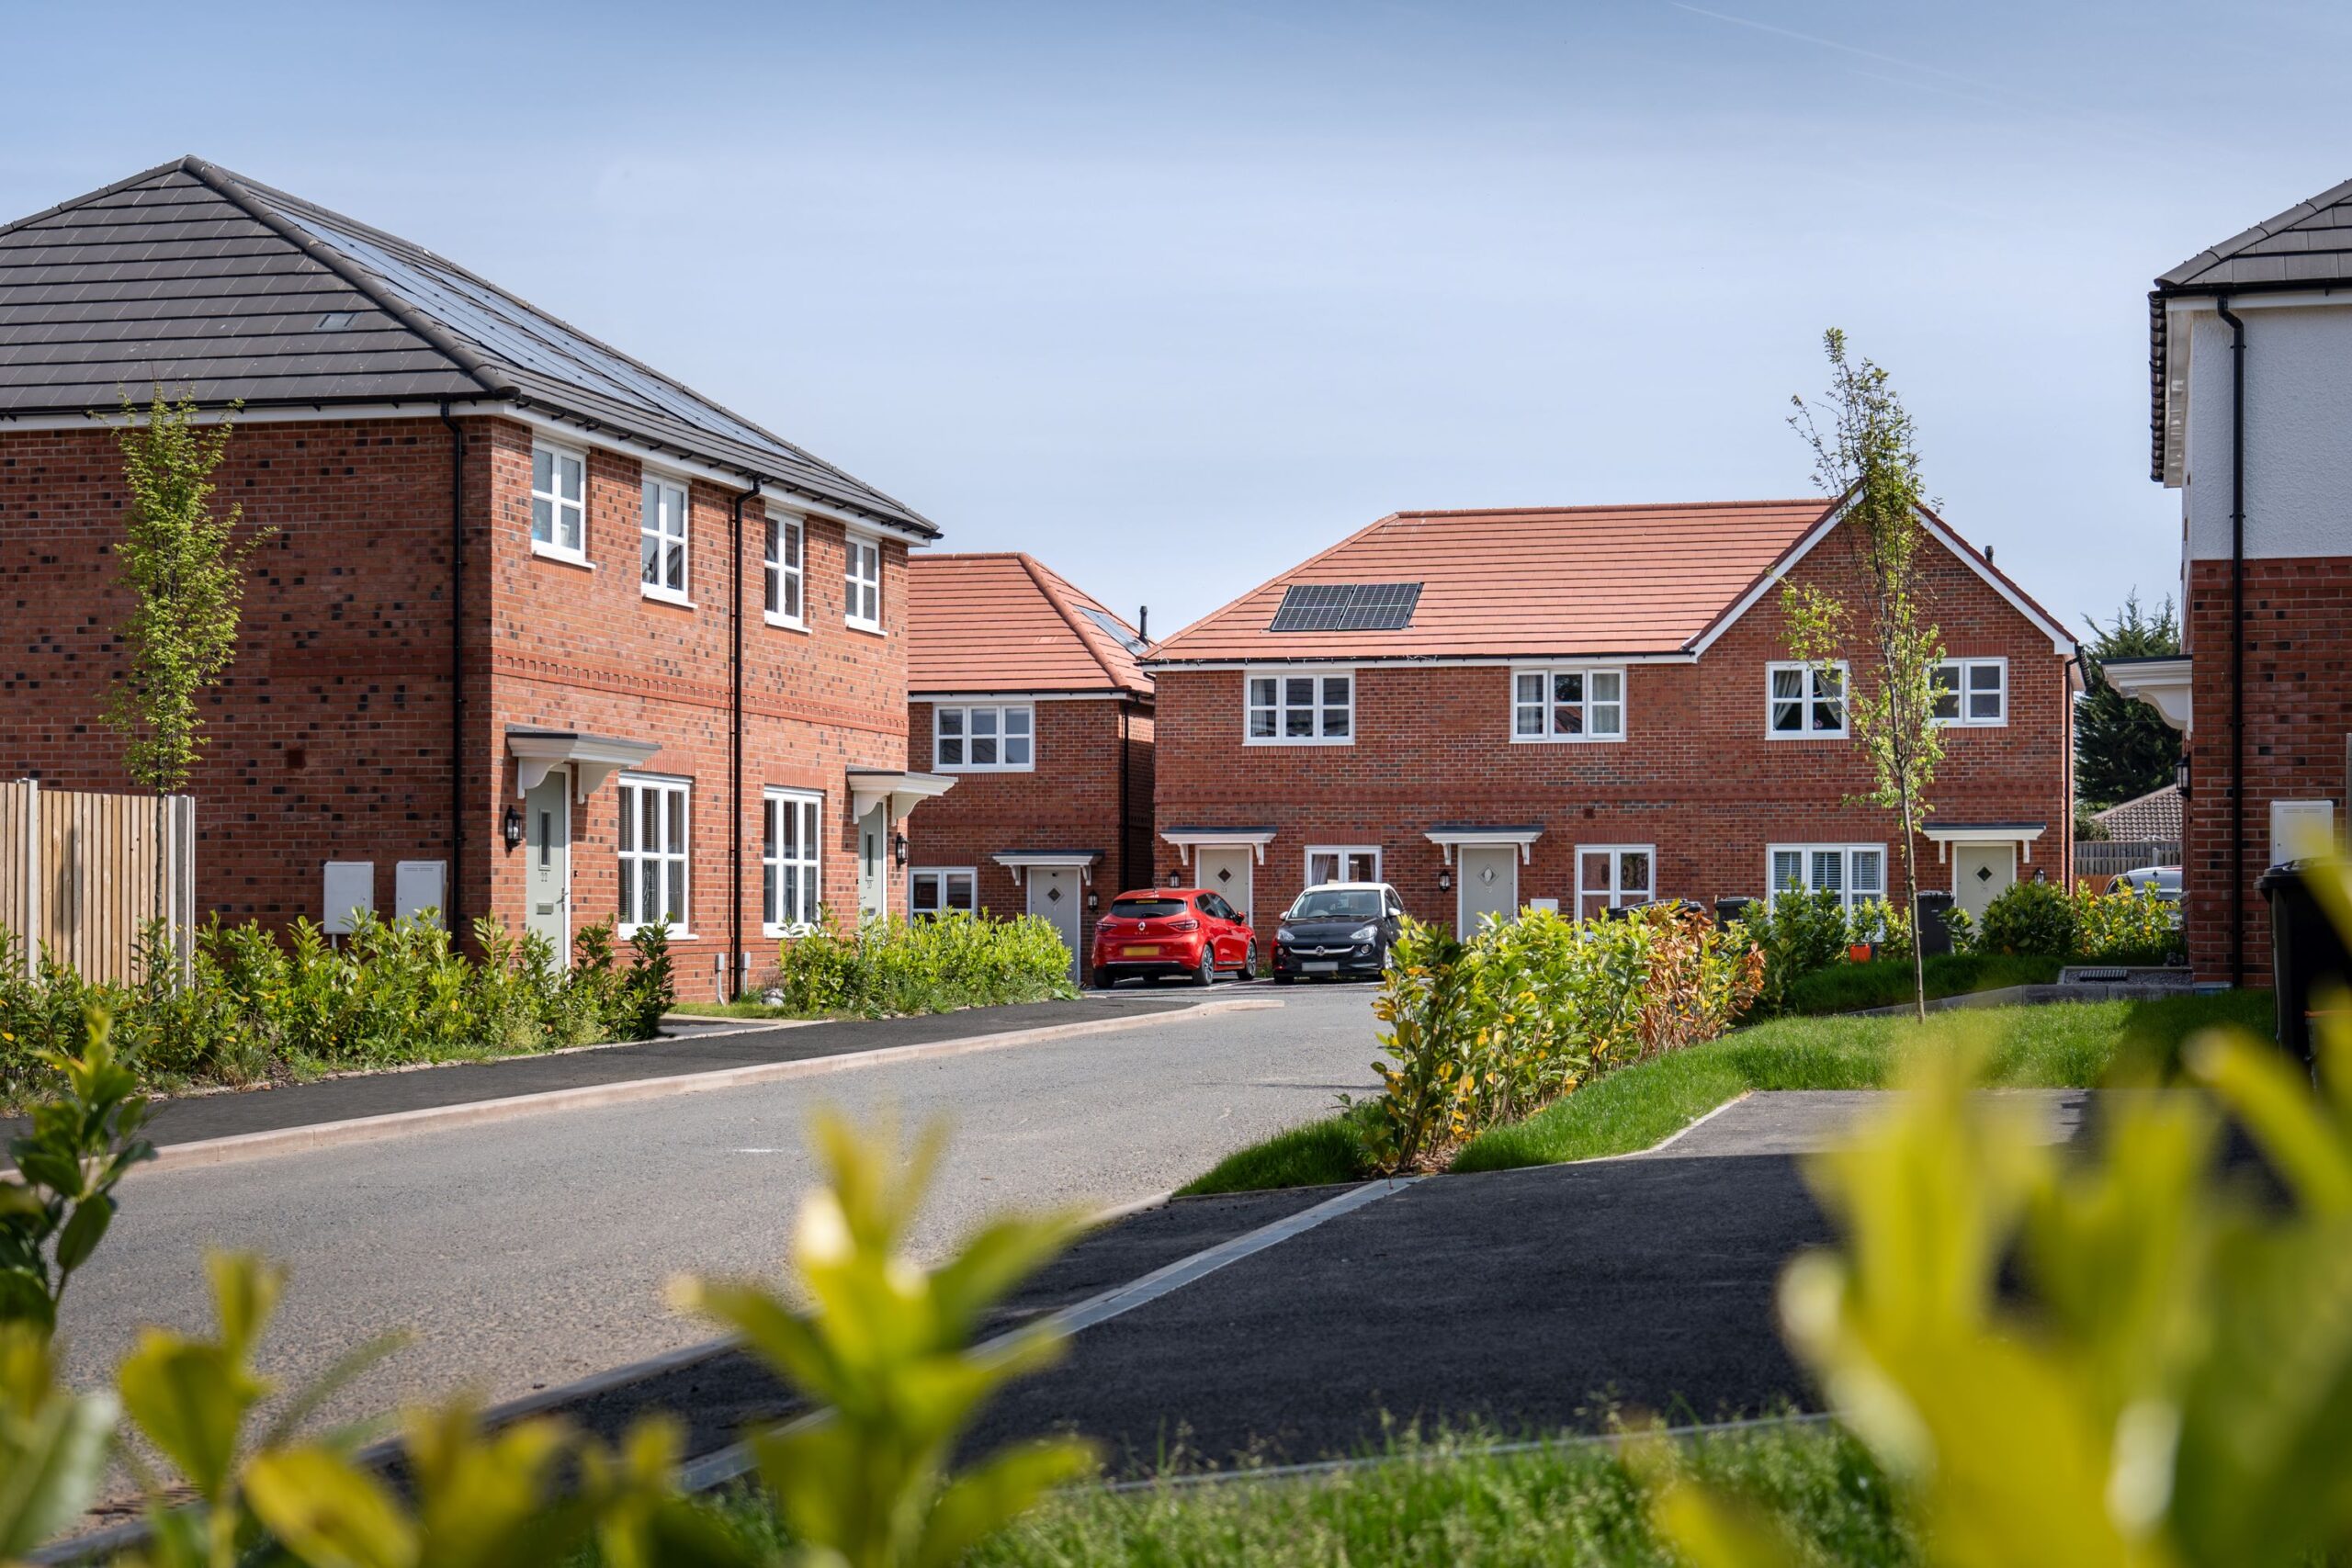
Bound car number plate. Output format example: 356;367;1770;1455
1304;961;1339;973
1124;944;1159;957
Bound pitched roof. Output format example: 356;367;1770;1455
2148;175;2352;483
2093;784;2183;842
907;553;1151;696
1147;501;1837;663
0;156;936;536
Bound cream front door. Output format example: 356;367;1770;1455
1196;846;1254;930
524;768;570;964
1026;866;1083;981
857;805;889;922
1953;842;2018;919
1457;845;1519;933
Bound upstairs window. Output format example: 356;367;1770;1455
845;533;882;631
1768;843;1884;910
639;475;689;601
764;511;804;625
530;443;586;559
1933;658;2007;726
1768;661;1848;738
1513;667;1624;740
616;775;690;934
1246;669;1352;744
934;704;1034;771
1577;845;1654;919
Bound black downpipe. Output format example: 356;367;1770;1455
1116;700;1131;896
438;403;467;935
729;479;763;998
2217;297;2247;987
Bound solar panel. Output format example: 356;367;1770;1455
1079;604;1150;656
1267;582;1422;633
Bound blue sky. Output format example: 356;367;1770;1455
5;1;2342;639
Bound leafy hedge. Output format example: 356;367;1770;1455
765;910;1079;1019
0;913;673;1107
1954;877;2183;965
1355;905;1762;1173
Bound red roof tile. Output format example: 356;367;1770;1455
908;553;1151;695
1149;501;1838;662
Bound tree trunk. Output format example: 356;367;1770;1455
1897;777;1926;1022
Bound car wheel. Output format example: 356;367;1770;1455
1243;940;1258;978
1273;971;1295;985
1091;965;1115;990
1192;945;1216;987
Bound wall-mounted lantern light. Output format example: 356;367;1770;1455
1437;869;1453;894
1086;890;1101;912
892;830;910;868
2175;753;2192;800
503;805;525;851
1166;869;1183;887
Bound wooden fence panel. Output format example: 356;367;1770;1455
2075;839;2182;886
2;779;194;984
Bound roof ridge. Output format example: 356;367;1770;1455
1390;498;1823;519
182;157;511;400
1016;553;1147;693
206;161;933;525
2095;782;2180;816
0;156;195;247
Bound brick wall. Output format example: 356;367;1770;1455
1;412;913;990
1153;518;2074;934
2180;555;2352;986
904;694;1154;956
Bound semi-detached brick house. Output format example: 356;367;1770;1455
904;553;1152;974
2109;178;2352;987
1147;501;2078;938
0;157;955;998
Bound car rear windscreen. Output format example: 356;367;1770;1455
1110;897;1188;919
1288;890;1382;919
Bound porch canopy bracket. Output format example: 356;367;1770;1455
1424;824;1544;866
1159;826;1278;866
1921;821;2049;864
848;769;956;822
506;728;662;802
990;850;1102;888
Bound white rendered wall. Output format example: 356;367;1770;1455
2181;301;2352;561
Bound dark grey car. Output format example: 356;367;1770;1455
1272;882;1406;982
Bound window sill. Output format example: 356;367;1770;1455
933;763;1036;774
620;927;698;941
1510;733;1626;744
1932;718;2007;729
531;543;594;570
1242;736;1355;747
1764;731;1850;741
640;588;696;610
844;620;887;638
763;613;810;633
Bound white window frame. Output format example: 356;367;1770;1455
638;472;691;604
1306;845;1382;886
933;703;1035;772
1932;657;2007;727
1511;665;1626;742
1766;842;1886;910
1767;660;1849;739
909;866;979;918
1244;667;1355;746
763;509;806;628
616;774;692;936
844;531;883;632
1576;843;1656;919
762;787;823;936
529;441;588;563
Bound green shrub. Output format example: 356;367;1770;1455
1357;905;1761;1173
769;909;1079;1019
2070;879;2184;964
1973;876;2075;956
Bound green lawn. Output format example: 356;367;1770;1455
1779;952;2065;1015
670;1422;1914;1568
1184;991;2273;1194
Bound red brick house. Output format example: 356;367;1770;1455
904;553;1153;971
2112;178;2352;985
1147;501;2076;935
0;157;953;995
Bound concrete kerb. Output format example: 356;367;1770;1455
127;997;1283;1177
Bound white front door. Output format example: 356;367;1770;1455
524;768;570;963
1026;866;1083;980
857;805;889;923
1953;841;2018;919
1456;845;1519;934
1196;846;1254;930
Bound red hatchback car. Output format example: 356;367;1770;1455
1090;887;1258;988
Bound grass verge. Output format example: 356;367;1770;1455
1780;952;2064;1014
1186;992;2273;1194
658;1421;1912;1567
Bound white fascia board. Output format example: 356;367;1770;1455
910;689;1134;703
1682;495;1854;659
1140;652;1698;673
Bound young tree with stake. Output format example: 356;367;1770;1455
1782;331;1944;1021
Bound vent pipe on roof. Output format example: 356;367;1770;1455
1138;606;1148;642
